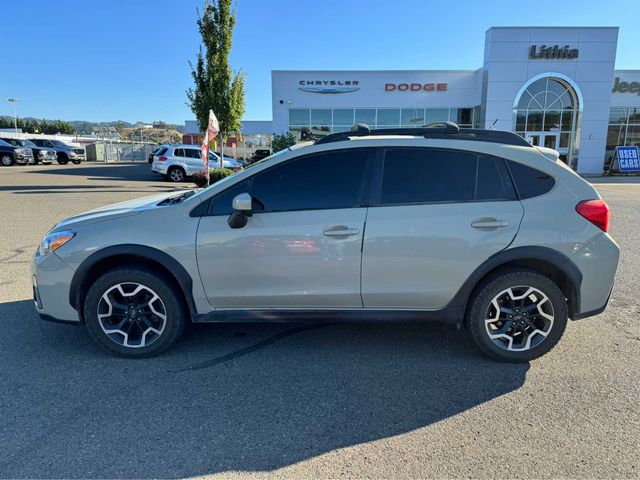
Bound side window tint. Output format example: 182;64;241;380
210;180;251;216
507;161;555;199
380;149;476;204
250;149;371;212
476;156;517;201
187;149;202;159
156;147;167;156
174;148;184;158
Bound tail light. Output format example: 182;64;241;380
157;156;168;162
576;199;610;232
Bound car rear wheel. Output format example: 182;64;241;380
72;159;81;164
84;266;187;357
1;154;14;166
467;270;568;362
57;153;69;165
167;167;186;182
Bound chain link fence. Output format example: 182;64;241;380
86;142;159;162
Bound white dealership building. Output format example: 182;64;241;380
271;26;640;174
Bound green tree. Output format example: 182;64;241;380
271;132;297;153
187;0;246;167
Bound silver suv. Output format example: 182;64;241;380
151;144;243;182
32;123;620;362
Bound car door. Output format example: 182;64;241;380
195;148;374;309
185;148;204;174
361;147;524;310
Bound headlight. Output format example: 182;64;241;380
15;148;24;154
38;231;75;256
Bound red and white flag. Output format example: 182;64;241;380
201;109;219;178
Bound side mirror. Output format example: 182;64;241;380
228;193;252;229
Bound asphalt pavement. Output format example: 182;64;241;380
0;163;638;479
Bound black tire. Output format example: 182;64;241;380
84;266;187;358
57;153;69;165
72;159;81;164
167;166;186;182
1;153;14;166
467;270;568;362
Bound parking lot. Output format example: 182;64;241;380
0;162;638;479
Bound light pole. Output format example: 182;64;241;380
7;98;20;133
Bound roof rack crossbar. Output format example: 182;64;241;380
314;122;531;147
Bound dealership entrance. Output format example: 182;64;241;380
515;76;581;166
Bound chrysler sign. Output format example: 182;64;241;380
299;80;360;94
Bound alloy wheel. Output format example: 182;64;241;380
97;282;167;348
484;285;554;351
169;169;184;182
1;155;12;166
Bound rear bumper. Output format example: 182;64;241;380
151;163;168;174
571;233;620;320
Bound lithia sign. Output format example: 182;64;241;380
529;45;579;60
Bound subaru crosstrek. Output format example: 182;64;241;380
32;123;619;362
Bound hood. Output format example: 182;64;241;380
53;190;190;230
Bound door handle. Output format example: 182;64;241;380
471;218;509;229
323;226;360;237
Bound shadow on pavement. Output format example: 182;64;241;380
0;299;529;478
26;163;167;183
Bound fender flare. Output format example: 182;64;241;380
69;244;197;320
446;245;582;321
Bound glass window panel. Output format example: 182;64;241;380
626;124;640;147
526;79;547;97
309;125;331;137
376;109;400;126
517;90;534;110
332;126;352;133
289;109;310;126
559;132;570;148
526;111;543;131
310;109;331;127
379;148;476;204
333;109;354;126
546;80;568;105
425;108;449;123
355;109;376;125
543;111;561;131
507;161;555;199
606;125;626;150
516;111;527;131
529;92;546;109
561;111;574;131
476;156;517;201
401;108;425;127
558;91;574;109
453;108;473;126
250;149;372;212
628;108;640;125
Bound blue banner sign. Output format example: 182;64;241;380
617;146;640;172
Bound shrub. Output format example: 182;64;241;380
210;168;234;183
272;132;297;153
192;172;209;188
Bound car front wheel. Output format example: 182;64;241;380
84;266;187;357
1;154;14;166
467;270;568;362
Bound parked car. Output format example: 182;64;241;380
251;148;271;162
32;122;619;361
148;146;165;164
29;139;84;164
0;139;34;166
0;138;56;164
151;144;243;182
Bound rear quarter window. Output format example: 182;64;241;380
506;161;555;199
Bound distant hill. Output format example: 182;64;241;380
0;116;184;135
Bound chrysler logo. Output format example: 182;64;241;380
298;80;360;94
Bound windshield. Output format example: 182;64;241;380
52;140;69;147
22;140;37;148
0;139;11;147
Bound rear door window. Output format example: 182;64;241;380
174;148;185;158
377;148;517;205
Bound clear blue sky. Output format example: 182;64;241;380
3;0;639;124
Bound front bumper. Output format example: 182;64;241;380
16;154;33;164
32;251;80;323
39;153;56;164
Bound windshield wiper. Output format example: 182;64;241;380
158;190;196;206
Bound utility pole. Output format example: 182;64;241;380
7;98;21;133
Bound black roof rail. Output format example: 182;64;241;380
314;122;531;147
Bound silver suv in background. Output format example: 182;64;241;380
29;139;84;164
32;123;619;362
151;144;244;182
